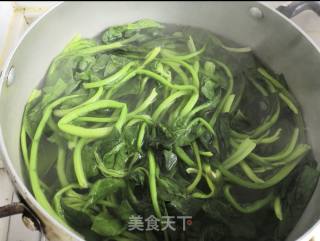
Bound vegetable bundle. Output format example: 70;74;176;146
21;19;319;241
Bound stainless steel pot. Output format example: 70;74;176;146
1;2;320;241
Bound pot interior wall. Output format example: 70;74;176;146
0;2;320;241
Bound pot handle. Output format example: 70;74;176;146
0;202;43;232
277;1;320;18
0;202;25;218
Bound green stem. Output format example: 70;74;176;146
143;47;161;67
162;59;199;88
187;117;215;135
29;95;78;219
161;45;205;62
187;142;202;193
224;185;274;213
222;138;256;170
74;138;92;188
222;94;235;113
271;144;310;166
126;115;154;127
137;122;147;152
105;70;138;99
251;98;280;138
77;34;141;55
21;89;42;170
152;90;188;121
248;76;268;97
199;151;213;157
256;128;282;144
209;60;234;127
98;200;118;209
56;141;69;186
129;88;158;116
274;196;283;221
94;151;127;178
180;92;199;118
128;185;139;205
164;62;188;84
54;87;104;116
47;116;74;141
77;116;117;123
20;125;29;170
147;150;162;218
53;184;81;221
239;161;265;184
218;158;302;189
185;102;213;123
139;76;149;94
58;100;128;138
174;146;195;167
250;128;299;162
258;67;299;115
192;165;215;199
136;69;197;92
279;92;299;114
187;36;200;72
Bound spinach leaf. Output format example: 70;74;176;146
62;196;92;227
82;145;99;179
91;212;125;237
85;177;126;207
201;81;216;100
115;200;136;221
276;164;320;240
157;176;185;202
163;150;178;172
102;19;163;43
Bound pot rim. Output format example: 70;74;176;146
0;2;83;240
0;2;319;241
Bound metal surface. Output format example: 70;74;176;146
249;6;264;19
277;1;320;18
0;2;320;241
5;67;15;87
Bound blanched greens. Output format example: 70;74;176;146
21;19;319;241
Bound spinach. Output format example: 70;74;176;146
82;145;99;179
276;164;320;240
21;19;319;241
62;196;92;227
91;212;125;237
163;150;178;172
102;19;163;43
85;177;126;207
115;200;136;221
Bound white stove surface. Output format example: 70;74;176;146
0;1;320;241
